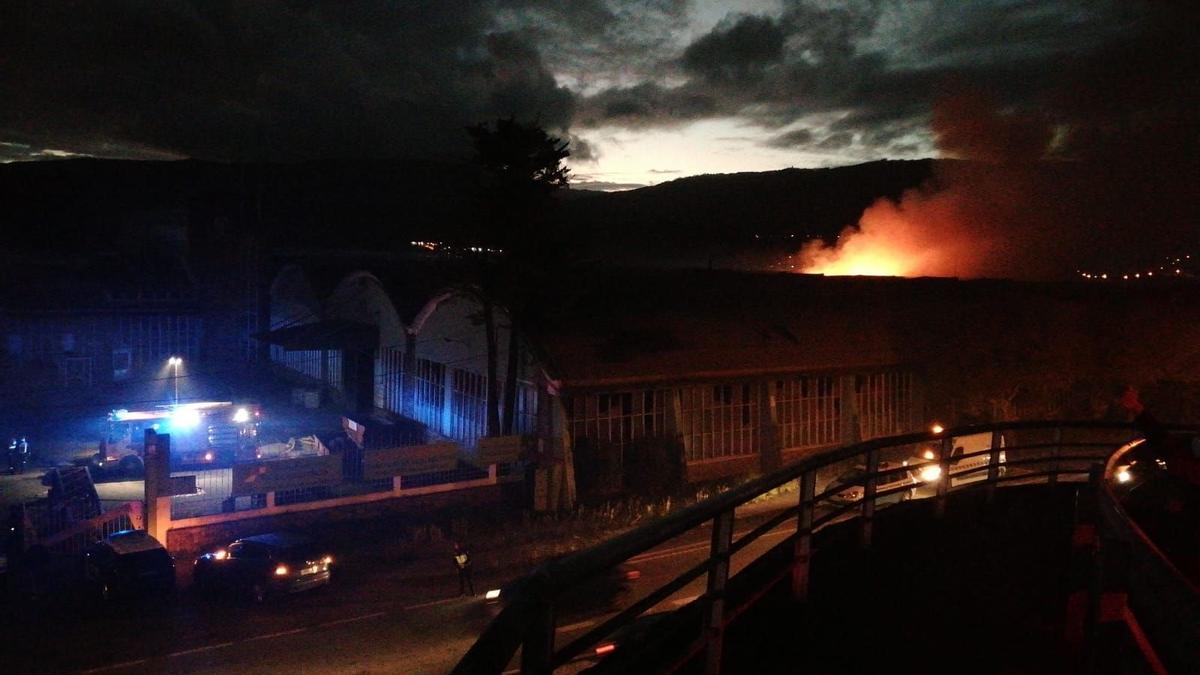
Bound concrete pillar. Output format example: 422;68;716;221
143;430;172;544
839;374;861;445
759;380;781;472
670;389;688;479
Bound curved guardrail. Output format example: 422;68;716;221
454;421;1195;674
1092;438;1200;673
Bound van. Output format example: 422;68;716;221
912;431;1007;487
828;461;918;506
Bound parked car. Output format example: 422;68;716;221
193;532;334;602
83;530;176;601
828;461;918;506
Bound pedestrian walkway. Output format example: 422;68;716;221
594;485;1110;674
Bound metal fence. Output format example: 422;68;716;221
454;420;1178;675
168;468;268;519
33;501;145;556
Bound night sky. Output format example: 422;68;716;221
1;1;1196;192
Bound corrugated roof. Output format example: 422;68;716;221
256;319;377;350
528;270;959;388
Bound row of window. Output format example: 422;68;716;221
566;372;914;463
401;356;539;447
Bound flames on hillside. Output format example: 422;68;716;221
791;59;1197;282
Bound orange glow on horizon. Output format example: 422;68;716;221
798;190;974;278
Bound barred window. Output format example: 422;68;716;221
275;348;323;381
449;368;488;447
775;375;841;449
514;381;540;436
679;384;759;462
375;347;404;414
855;371;914;440
325;350;343;391
412;358;446;432
567;390;667;450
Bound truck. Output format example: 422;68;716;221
90;402;262;475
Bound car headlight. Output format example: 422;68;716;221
274;564;290;576
1115;467;1132;484
919;465;942;482
485;588;501;600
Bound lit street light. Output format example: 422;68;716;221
168;356;182;404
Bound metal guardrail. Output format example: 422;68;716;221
1091;438;1200;673
454;420;1174;675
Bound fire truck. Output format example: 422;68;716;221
93;402;262;475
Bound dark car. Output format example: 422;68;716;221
83;530;176;601
484;563;640;618
193;532;334;602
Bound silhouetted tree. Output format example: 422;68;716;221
466;118;570;436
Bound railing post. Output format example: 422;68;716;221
1048;427;1062;486
1083;464;1104;674
792;469;816;601
859;447;878;549
703;508;735;675
985;429;1002;503
934;435;953;519
521;596;556;675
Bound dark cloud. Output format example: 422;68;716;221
763;128;814;148
681;14;786;83
2;0;1193;178
0;0;577;161
577;82;721;128
574;0;1177;162
815;131;853;150
567;133;598;162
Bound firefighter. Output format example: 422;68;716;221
453;542;474;596
14;437;28;474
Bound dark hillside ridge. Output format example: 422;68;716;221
0;157;936;258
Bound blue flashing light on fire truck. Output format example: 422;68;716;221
92;402;262;475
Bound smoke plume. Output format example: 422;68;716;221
800;6;1198;281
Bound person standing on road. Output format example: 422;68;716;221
454;543;474;596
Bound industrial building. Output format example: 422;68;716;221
264;263;934;498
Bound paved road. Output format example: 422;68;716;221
4;463;1070;675
3;497;808;675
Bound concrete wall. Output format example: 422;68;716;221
165;483;509;582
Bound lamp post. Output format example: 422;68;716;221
168;356;182;405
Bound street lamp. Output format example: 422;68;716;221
168;356;182;404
